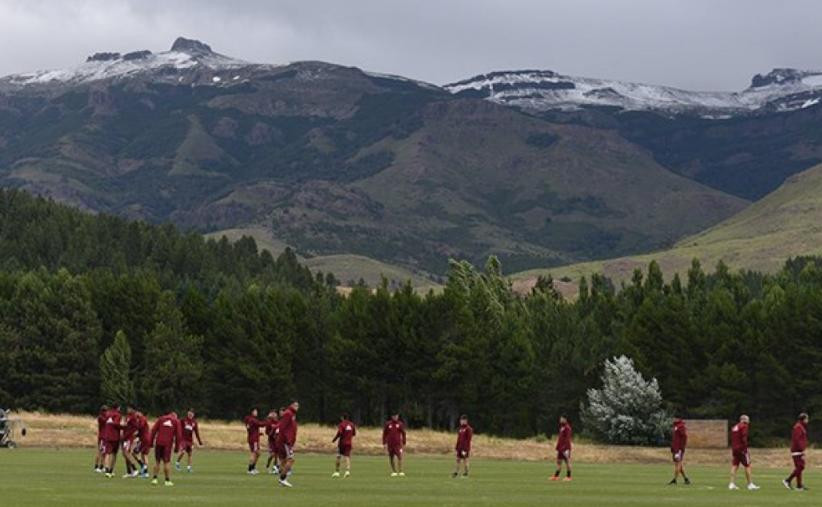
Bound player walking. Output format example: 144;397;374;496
551;415;572;481
121;407;142;478
783;413;809;491
94;404;108;473
729;414;759;490
332;413;357;478
383;412;407;477
150;410;182;486
264;409;281;474
668;417;690;485
134;409;151;477
176;409;204;473
101;405;123;478
243;408;265;475
453;414;473;478
276;401;300;487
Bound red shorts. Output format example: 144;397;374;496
103;439;120;455
672;449;685;463
388;446;403;458
456;448;470;459
338;444;352;457
268;439;277;454
181;442;193;454
98;438;105;453
732;449;750;467
792;454;806;472
277;443;295;461
557;449;571;461
155;444;173;463
248;441;260;453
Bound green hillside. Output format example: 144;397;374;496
511;162;822;289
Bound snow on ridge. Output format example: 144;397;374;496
444;69;822;116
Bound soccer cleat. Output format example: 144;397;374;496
728;483;739;490
249;469;260;475
452;472;458;478
551;475;560;481
390;472;398;477
783;479;793;490
398;472;406;477
94;467;103;473
684;478;691;485
331;472;340;478
273;465;280;474
122;473;132;479
279;478;293;488
747;483;760;491
667;478;676;485
796;486;808;491
151;478;159;485
105;472;113;479
562;477;572;482
344;471;350;478
462;473;469;479
186;466;192;473
175;462;181;471
164;480;174;487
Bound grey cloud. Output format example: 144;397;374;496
1;0;821;91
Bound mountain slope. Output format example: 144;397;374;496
511;162;822;289
0;38;748;277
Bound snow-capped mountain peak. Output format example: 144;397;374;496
444;68;822;117
0;37;255;90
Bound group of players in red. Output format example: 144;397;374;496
94;404;203;486
668;412;811;492
94;402;809;492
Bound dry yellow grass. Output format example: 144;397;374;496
8;412;816;469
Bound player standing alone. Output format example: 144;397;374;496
551;415;572;481
176;409;203;473
668;417;690;485
453;414;473;478
150;410;182;486
332;412;357;478
783;413;809;491
383;412;407;477
276;401;300;488
243;408;265;475
729;414;759;490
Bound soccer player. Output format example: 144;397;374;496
264;409;281;474
332;412;357;478
243;408;265;475
729;414;759;490
121;407;142;478
668;417;690;485
149;410;182;486
452;414;473;478
176;409;203;473
101;405;123;478
551;415;572;481
135;409;151;477
94;404;108;473
276;401;300;487
783;412;809;491
383;412;407;477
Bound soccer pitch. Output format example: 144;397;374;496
0;449;813;506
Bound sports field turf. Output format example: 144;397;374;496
0;448;814;506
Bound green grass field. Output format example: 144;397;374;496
0;449;814;506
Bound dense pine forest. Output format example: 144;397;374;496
1;189;821;443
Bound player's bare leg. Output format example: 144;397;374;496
248;449;259;473
452;457;461;477
163;460;174;486
729;464;739;489
397;454;404;476
344;456;351;476
278;457;295;486
389;455;397;475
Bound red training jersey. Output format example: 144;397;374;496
731;422;749;452
97;410;107;439
122;413;139;440
151;413;182;450
556;422;572;452
333;420;357;447
383;420;406;448
265;418;280;443
671;419;687;452
244;415;264;444
276;407;298;447
791;421;808;453
456;423;473;452
137;414;150;444
181;416;202;445
101;409;122;442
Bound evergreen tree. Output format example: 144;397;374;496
99;330;135;405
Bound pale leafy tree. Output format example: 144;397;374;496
581;355;670;445
100;330;135;405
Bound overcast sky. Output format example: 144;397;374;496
2;0;822;91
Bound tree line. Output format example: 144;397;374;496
1;189;821;444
